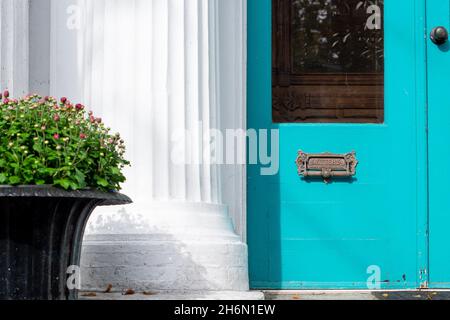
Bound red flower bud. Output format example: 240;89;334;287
79;133;87;140
96;117;102;124
61;97;67;104
53;133;60;140
76;103;84;111
3;98;9;104
90;116;95;123
53;114;60;122
3;90;9;98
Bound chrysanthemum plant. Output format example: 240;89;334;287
0;91;129;191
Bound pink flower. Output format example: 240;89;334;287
3;98;9;104
75;103;84;111
90;116;95;123
61;97;67;104
3;90;9;98
53;134;60;140
53;114;60;122
79;133;87;140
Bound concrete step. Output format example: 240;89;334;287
79;291;265;300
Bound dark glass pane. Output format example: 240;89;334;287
292;0;384;73
272;0;384;123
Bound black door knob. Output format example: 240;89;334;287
431;26;449;45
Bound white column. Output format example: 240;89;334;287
77;0;249;292
217;0;248;242
0;0;29;96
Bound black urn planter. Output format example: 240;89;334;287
0;186;131;300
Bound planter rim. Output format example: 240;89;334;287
0;185;132;206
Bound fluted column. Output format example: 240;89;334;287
74;0;249;292
145;0;221;204
77;0;222;205
0;0;29;96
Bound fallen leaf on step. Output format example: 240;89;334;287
81;292;97;297
104;284;113;293
123;289;135;295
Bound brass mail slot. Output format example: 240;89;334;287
296;151;358;182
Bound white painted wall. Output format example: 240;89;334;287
0;0;29;96
29;0;50;95
48;0;81;100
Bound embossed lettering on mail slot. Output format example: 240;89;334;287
296;151;358;182
308;158;347;170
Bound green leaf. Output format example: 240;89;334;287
96;177;109;187
74;169;86;186
10;163;19;169
54;179;71;190
0;173;7;184
69;181;79;190
9;176;21;185
33;144;43;152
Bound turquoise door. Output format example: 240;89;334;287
247;0;447;289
